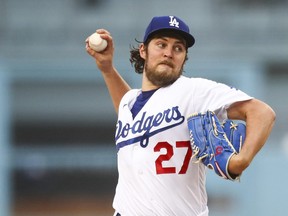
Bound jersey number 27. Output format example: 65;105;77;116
154;141;192;175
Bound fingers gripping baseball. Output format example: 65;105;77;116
86;30;110;53
89;33;108;52
85;29;114;71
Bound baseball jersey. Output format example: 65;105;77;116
113;76;252;216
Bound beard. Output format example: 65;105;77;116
144;59;184;87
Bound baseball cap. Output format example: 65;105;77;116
143;15;195;47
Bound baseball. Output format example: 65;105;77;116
88;32;108;52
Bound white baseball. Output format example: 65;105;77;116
88;32;108;52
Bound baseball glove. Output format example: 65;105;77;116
187;111;246;180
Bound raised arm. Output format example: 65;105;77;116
227;98;276;175
85;29;131;113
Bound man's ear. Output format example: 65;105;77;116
139;44;146;60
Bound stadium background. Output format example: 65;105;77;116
0;0;287;215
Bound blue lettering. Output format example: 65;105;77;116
115;106;185;151
132;112;146;133
122;123;130;138
153;112;164;127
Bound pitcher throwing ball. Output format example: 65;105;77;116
86;15;275;216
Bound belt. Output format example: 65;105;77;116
116;213;121;216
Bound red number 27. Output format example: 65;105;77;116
154;141;192;175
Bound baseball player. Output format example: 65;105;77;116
86;15;275;216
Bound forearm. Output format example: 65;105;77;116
227;99;276;175
86;29;131;113
101;66;131;113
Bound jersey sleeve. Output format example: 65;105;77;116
118;89;140;110
192;78;253;121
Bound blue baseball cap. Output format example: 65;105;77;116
143;15;195;48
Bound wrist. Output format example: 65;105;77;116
99;64;116;75
228;154;250;176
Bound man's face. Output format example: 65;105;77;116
140;36;187;88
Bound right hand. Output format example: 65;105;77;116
85;29;114;73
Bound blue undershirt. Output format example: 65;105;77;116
131;89;158;119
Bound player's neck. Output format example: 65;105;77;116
142;72;160;91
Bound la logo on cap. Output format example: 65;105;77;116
169;16;179;28
143;15;195;47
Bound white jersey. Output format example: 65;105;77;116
113;76;252;216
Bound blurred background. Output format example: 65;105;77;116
0;0;287;216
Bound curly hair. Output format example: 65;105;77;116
130;44;145;74
129;31;189;74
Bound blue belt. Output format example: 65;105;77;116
116;213;121;216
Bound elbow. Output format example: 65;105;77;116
251;99;276;126
265;104;276;128
271;108;276;123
